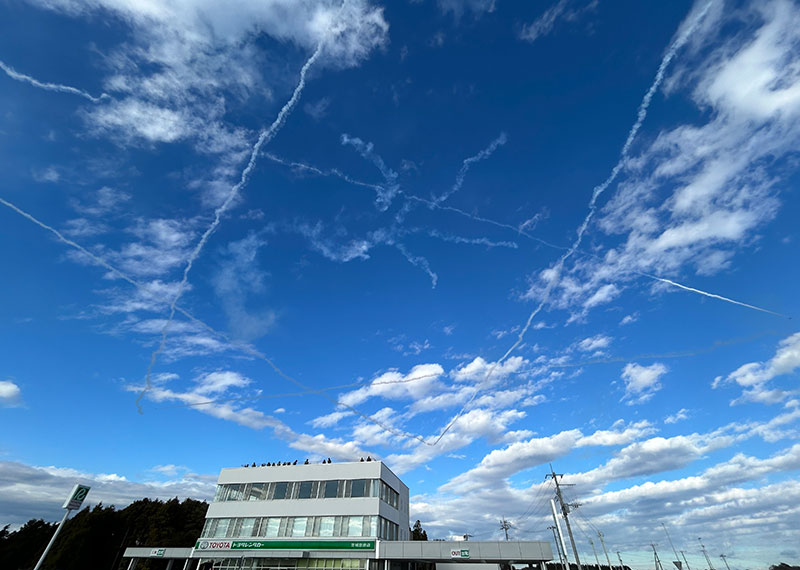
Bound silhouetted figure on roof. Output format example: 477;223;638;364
261;463;266;467
327;458;332;464
293;460;297;465
366;456;372;461
304;459;309;465
252;462;256;467
360;457;364;462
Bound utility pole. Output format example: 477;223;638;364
500;517;512;541
661;523;682;570
698;538;715;570
617;551;626;570
651;544;665;570
720;555;731;570
546;465;583;570
589;538;601;568
551;499;571;570
598;532;613;570
549;526;568;570
680;551;692;570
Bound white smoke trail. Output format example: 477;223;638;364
645;275;788;318
0;193;441;445
426;229;518;249
433;131;507;205
139;41;326;412
340;134;400;210
396;243;438;288
264;152;385;193
0;59;109;103
429;1;717;445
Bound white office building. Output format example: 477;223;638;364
123;459;552;570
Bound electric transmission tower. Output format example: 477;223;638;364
546;464;583;570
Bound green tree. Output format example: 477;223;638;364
411;520;428;541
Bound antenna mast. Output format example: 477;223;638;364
651;544;665;570
598;532;613;570
661;523;682;570
546;465;584;570
549;526;568;570
698;538;715;570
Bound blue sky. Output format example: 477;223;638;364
1;0;799;567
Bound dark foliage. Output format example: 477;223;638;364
410;519;428;541
0;497;207;570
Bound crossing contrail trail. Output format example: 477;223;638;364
264;152;385;193
0;193;440;445
0;59;109;103
433;131;507;205
139;41;326;412
341;134;400;210
428;0;717;446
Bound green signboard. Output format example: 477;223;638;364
232;540;375;550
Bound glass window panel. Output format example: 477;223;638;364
227;518;241;538
240;518;257;537
320;517;335;537
351;479;365;498
214;485;226;502
348;516;363;537
293;517;308;537
214;518;230;538
265;518;280;537
362;516;371;537
229;484;244;501
324;480;339;498
249;483;266;501
273;482;288;500
299;481;313;499
278;517;290;537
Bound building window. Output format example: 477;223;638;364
350;479;366;498
298;481;313;499
292;517;308;537
272;482;288;500
248;483;266;501
324;480;339;498
319;516;335;537
213;518;230;538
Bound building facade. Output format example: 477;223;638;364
123;460;553;570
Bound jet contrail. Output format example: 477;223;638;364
0;193;441;446
264;152;385;193
429;0;717;446
138;41;326;412
341;134;400;210
433;131;507;205
0;59;109;103
646;275;788;318
396;243;438;288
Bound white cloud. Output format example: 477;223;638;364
31;166;60;183
577;334;612;352
0;380;22;407
576;420;656;447
714;332;800;405
665;408;690;424
621;362;668;404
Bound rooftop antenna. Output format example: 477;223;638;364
661;523;682;570
719;555;731;570
698;538;715;570
651;544;665;570
547;464;583;570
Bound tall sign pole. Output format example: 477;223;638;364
33;484;90;570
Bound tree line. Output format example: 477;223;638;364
0;497;207;570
